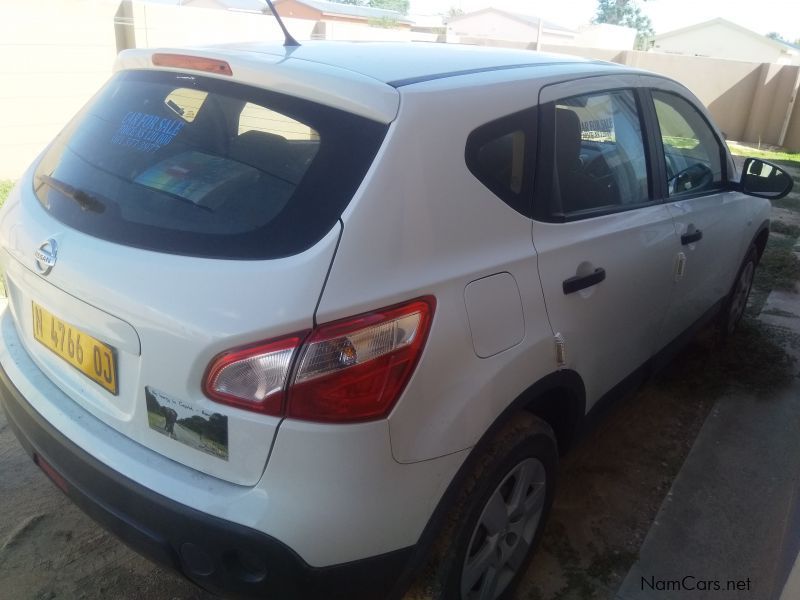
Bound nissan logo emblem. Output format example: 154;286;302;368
34;238;58;275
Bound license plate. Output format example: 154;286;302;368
32;302;118;395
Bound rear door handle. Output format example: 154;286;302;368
681;229;703;245
563;267;606;295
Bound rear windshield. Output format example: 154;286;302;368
33;70;387;259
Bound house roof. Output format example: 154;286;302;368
182;0;269;12
655;18;800;55
446;7;574;34
275;0;414;24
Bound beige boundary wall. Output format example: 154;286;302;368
543;43;800;152
1;1;799;178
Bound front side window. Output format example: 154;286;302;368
652;90;723;197
553;90;649;215
33;70;387;259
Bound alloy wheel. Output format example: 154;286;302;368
460;458;546;600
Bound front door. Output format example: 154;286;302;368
646;84;749;345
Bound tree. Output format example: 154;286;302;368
593;0;654;50
370;0;409;14
767;31;786;42
330;0;409;14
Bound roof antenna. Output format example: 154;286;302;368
263;0;301;47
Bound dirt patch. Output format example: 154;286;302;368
0;408;213;600
518;316;796;600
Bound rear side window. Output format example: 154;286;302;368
33;70;387;259
465;108;536;216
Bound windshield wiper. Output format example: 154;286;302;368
37;174;106;213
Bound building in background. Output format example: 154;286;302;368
445;7;635;51
181;0;267;12
652;18;800;65
446;8;575;47
273;0;413;30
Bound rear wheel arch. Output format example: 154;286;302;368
518;370;586;455
390;370;586;598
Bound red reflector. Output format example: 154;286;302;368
34;454;69;493
152;53;233;76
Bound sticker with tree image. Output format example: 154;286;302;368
145;386;228;460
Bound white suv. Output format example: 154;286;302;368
0;42;792;600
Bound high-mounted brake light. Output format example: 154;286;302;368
152;53;233;76
202;297;435;423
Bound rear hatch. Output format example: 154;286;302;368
0;62;388;485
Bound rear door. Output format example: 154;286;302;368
644;81;749;344
532;76;679;407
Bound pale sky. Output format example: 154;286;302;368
409;0;800;41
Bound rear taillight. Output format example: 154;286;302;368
203;333;308;415
289;298;435;422
202;297;435;422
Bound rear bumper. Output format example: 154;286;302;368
0;363;412;600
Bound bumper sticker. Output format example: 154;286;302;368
145;386;228;461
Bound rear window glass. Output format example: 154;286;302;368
33;70;387;259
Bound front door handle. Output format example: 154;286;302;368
563;267;606;295
681;229;703;245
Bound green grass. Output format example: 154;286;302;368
0;180;13;207
727;142;800;166
770;220;800;238
755;234;800;293
0;181;11;298
147;412;166;430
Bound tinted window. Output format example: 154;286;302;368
652;90;723;196
33;70;387;259
553;90;649;215
466;108;536;216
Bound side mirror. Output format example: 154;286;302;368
740;157;793;200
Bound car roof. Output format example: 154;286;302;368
209;41;603;87
116;41;620;124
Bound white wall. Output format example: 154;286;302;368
446;12;574;46
322;20;413;42
571;23;636;51
132;3;314;48
0;0;120;179
653;22;800;65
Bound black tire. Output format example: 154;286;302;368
719;244;758;339
415;413;558;600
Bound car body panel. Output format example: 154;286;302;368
314;66;593;464
0;168;342;486
531;206;679;407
